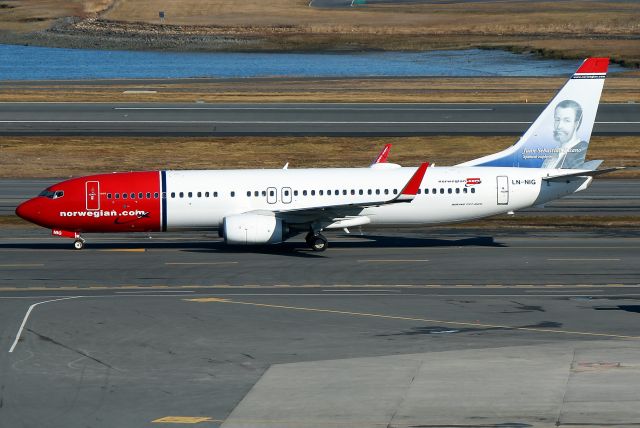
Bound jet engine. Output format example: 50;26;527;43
222;213;287;245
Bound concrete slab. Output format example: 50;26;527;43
222;341;640;428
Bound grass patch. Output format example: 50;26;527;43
0;76;638;103
1;135;637;178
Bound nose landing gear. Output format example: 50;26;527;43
52;229;86;250
305;231;328;252
73;238;86;250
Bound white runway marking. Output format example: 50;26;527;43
9;295;83;353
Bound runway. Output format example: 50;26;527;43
1;102;639;136
0;228;639;427
3;179;639;217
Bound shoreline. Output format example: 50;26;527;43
1;21;639;69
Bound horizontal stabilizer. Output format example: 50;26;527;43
543;167;625;182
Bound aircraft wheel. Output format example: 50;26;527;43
310;234;328;252
73;239;85;250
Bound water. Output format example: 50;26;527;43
0;44;625;80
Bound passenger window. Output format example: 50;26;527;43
425;188;429;194
319;190;323;196
417;189;421;194
171;192;175;198
138;192;143;199
107;193;112;199
327;190;331;196
115;193;120;199
384;189;389;195
335;189;339;195
179;192;184;198
284;190;290;196
247;191;251;197
231;191;235;197
123;193;128;199
214;192;218;197
188;192;193;198
351;190;355;195
303;190;307;196
294;190;298;196
375;189;380;195
393;189;398;195
455;188;460;194
261;190;266;197
269;190;275;197
471;188;476;194
342;190;347;195
367;189;372;195
440;189;444;194
205;192;209;197
146;192;151;199
197;192;202;198
432;188;436;194
359;189;363;195
463;188;468;194
254;191;259;197
311;190;316;196
156;192;161;199
448;188;452;194
130;193;135;199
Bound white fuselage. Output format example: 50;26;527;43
163;166;590;231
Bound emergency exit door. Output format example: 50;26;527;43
86;180;100;211
496;176;509;205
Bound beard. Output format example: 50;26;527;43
553;130;572;144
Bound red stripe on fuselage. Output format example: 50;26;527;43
33;171;161;233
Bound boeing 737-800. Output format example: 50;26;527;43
16;58;619;251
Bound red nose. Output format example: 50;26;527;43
15;198;42;224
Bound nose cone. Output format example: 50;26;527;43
15;198;42;224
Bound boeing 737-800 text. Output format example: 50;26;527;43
16;58;619;251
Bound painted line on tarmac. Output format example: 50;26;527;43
0;263;44;267
547;258;621;261
0;283;639;293
8;295;84;353
115;107;494;112
357;259;429;262
183;298;640;340
165;262;238;265
152;416;220;424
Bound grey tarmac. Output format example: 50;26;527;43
1;102;639;136
1;227;639;427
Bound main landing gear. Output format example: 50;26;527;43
305;232;328;252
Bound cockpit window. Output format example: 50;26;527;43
38;189;63;199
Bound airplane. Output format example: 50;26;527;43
16;57;620;252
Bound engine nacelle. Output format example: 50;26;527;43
222;213;286;245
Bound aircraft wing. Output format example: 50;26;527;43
273;162;428;224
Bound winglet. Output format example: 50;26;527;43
371;144;392;165
396;162;429;201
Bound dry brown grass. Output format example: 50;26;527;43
0;0;111;32
1;135;637;179
1;76;638;104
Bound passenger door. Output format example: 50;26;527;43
86;180;100;211
496;176;509;205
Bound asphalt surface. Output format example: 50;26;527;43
3;179;638;217
0;228;639;427
1;102;639;136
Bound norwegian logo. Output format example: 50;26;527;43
465;178;481;187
